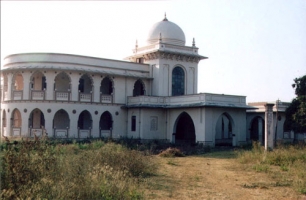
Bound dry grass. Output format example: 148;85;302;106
143;146;306;200
1;139;156;199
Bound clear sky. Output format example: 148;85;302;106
1;0;305;103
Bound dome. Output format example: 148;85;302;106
147;16;186;46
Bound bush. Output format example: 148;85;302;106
1;140;156;199
159;147;185;157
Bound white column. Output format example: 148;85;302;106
69;111;79;138
22;72;31;100
46;73;56;100
7;73;13;101
92;112;100;138
93;76;101;103
265;103;274;150
70;74;80;101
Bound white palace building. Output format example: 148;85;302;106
0;15;295;146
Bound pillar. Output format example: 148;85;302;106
264;103;274;150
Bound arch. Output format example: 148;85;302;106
30;71;46;90
283;119;292;139
2;110;7;136
29;108;45;129
12;73;24;91
78;74;93;93
11;108;22;128
172;66;185;96
100;111;112;130
11;108;22;136
215;112;235;146
54;72;71;91
250;116;265;143
53;109;70;129
173;112;195;144
2;74;8;101
78;110;92;129
100;76;114;95
133;79;145;96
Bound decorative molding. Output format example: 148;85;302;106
143;51;202;63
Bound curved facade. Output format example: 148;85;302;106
1;53;151;139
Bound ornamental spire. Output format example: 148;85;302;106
159;33;162;43
135;40;138;53
192;38;196;47
163;12;168;21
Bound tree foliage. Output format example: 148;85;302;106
285;75;306;133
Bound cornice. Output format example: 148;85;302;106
142;50;207;63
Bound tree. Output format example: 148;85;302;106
285;75;306;133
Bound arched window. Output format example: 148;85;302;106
100;111;112;130
133;79;145;97
100;77;113;95
172;67;185;96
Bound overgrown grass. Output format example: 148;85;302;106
1;138;157;199
237;141;306;194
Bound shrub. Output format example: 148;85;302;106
159;147;185;157
1;140;156;199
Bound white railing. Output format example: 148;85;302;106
79;129;90;138
12;127;21;136
31;90;45;100
13;90;23;100
100;130;111;138
4;91;8;101
30;128;43;137
55;91;70;101
127;93;246;107
79;93;92;102
101;94;112;103
54;129;68;138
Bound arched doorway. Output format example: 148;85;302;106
11;109;22;136
215;113;234;146
54;72;71;101
172;66;185;96
78;74;93;102
250;116;265;144
53;109;70;138
12;73;24;100
173;112;195;144
29;108;45;137
100;77;113;103
133;79;145;96
99;111;112;138
30;71;46;100
78;110;92;138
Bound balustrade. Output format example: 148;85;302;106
12;90;23;100
79;93;92;102
31;90;45;100
4;92;8;101
100;94;112;103
55;91;70;101
54;128;68;138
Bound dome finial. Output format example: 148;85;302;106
192;38;196;47
163;12;168;21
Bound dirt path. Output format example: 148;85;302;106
144;153;305;200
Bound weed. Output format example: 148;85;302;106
159;148;185;157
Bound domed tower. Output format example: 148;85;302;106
126;14;207;96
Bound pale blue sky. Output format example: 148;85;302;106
1;1;305;103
